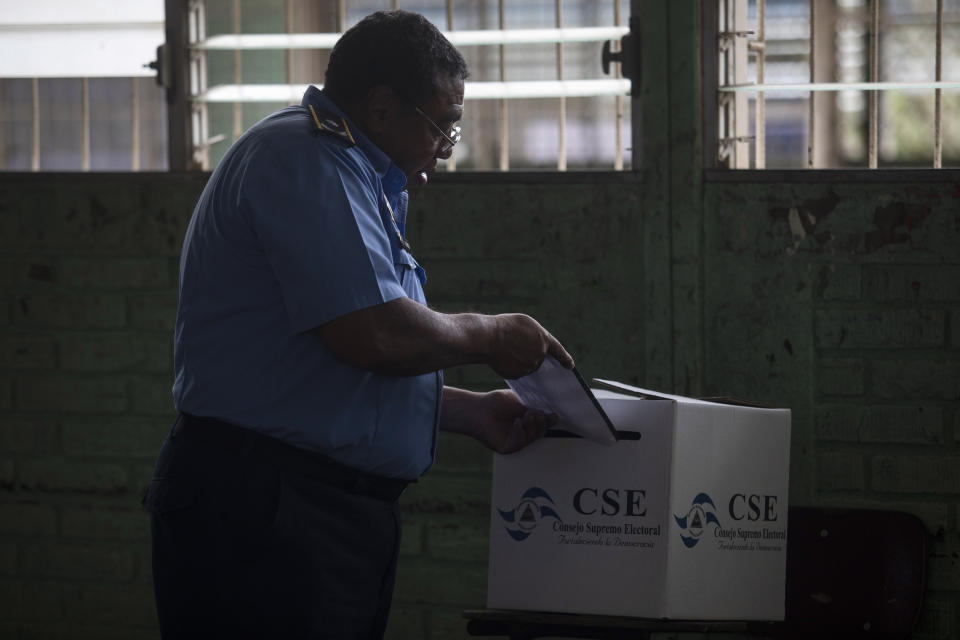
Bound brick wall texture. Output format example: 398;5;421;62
0;165;646;640
704;180;960;640
2;167;958;639
0;174;204;640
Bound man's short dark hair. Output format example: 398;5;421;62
324;10;468;107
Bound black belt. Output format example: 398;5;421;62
171;412;411;502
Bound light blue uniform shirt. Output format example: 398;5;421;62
173;86;441;480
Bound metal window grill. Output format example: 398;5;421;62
3;74;163;172
183;0;631;171
717;0;958;169
0;2;167;172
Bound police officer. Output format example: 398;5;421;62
144;10;572;639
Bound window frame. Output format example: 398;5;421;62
0;1;168;172
701;0;960;182
162;0;643;181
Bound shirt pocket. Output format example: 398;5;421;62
393;250;427;303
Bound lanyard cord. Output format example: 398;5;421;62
382;193;412;253
306;102;409;252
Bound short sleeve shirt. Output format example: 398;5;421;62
172;86;441;480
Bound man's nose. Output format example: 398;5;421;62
435;144;454;160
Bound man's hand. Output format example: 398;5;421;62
318;297;573;378
488;314;574;379
441;387;556;454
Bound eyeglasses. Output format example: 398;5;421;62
413;106;462;155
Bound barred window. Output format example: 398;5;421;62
179;0;633;171
714;0;960;169
0;0;168;171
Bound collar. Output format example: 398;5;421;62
301;86;408;195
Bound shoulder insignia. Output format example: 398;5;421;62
308;104;356;146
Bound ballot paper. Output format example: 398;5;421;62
506;356;618;445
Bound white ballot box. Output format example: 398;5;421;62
487;384;791;620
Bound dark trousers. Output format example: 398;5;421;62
144;414;406;639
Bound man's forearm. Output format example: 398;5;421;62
318;296;572;378
438;386;485;437
317;297;494;376
438;385;553;454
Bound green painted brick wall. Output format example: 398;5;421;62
0;173;202;640
702;178;960;640
2;170;957;638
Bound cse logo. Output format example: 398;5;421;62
674;493;721;548
572;488;647;517
728;493;779;522
674;492;781;549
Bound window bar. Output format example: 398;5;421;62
556;0;566;171
201;0;210;158
613;0;623;170
446;0;457;172
718;0;726;165
337;0;345;33
718;0;729;165
189;0;210;169
732;0;749;168
748;0;765;169
934;0;943;169
31;78;39;171
233;0;243;141
195;80;631;103
808;0;815;168
81;78;90;171
719;80;960;92
716;0;751;167
868;0;878;169
132;78;141;171
285;0;293;86
0;80;5;170
196;27;630;49
166;0;191;169
498;0;509;170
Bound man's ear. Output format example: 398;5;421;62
358;85;401;135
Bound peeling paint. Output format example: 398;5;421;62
765;191;840;256
788;207;806;240
800;191;840;222
865;201;927;252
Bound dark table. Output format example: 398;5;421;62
463;609;778;639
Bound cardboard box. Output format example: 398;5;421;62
487;386;791;620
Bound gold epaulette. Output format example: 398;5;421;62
308;104;356;146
